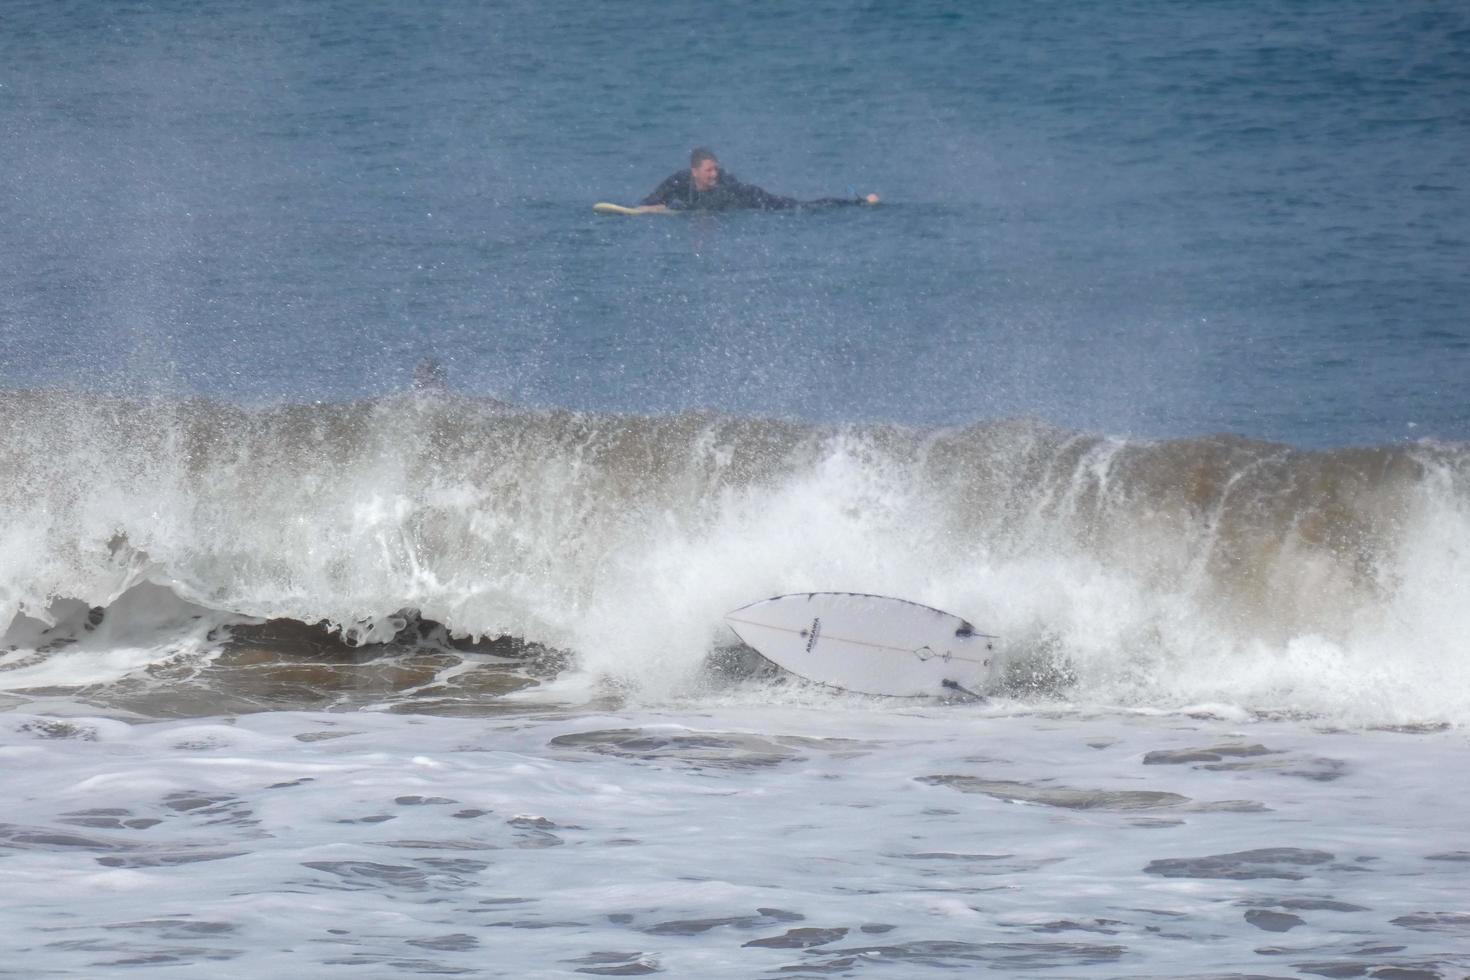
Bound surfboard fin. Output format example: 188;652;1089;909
941;678;985;702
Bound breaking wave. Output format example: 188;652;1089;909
3;387;1467;723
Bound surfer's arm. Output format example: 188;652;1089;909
803;193;882;207
741;180;880;209
731;180;800;210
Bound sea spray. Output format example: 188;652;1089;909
3;388;1467;722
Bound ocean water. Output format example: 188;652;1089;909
3;0;1469;976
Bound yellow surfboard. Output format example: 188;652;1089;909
593;201;679;214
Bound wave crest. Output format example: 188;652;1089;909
3;388;1467;722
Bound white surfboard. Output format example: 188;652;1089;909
724;592;997;697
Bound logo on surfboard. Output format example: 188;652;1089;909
803;617;822;652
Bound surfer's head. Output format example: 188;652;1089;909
689;147;720;191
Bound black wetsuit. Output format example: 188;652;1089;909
640;170;866;211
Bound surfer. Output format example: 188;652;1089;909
636;147;880;213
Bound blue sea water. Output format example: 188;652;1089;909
4;0;1467;443
3;2;1470;977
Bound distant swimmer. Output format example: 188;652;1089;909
635;147;880;213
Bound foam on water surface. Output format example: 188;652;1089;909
3;1;1467;974
4;392;1469;728
1;704;1466;978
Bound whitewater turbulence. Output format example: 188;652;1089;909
2;388;1467;724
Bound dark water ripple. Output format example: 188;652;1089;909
1145;848;1336;880
916;773;1265;812
788;939;1127;972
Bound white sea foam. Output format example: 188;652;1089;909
2;391;1469;725
0;705;1466;978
